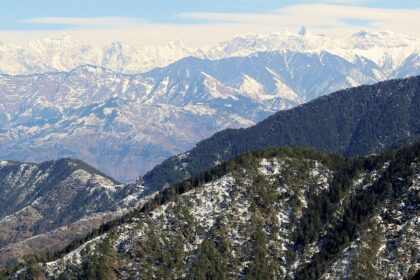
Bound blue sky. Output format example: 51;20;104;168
0;0;419;46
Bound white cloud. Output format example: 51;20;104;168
19;17;145;28
1;3;419;47
178;4;420;35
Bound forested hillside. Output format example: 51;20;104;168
143;76;420;191
7;144;419;279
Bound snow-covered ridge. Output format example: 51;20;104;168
43;155;335;278
0;28;419;75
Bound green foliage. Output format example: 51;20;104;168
349;222;384;280
15;255;44;280
188;239;228;280
57;238;117;280
188;221;230;280
244;210;278;280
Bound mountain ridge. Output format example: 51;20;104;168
143;75;420;191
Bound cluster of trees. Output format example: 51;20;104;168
132;220;188;279
188;221;230;280
294;143;420;279
349;222;384;279
56;238;117;280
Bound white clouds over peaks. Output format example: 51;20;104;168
1;3;419;47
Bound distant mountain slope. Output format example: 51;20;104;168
13;144;419;279
0;48;399;182
143;50;379;103
143;76;420;191
0;158;144;267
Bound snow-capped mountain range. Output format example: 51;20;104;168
0;29;419;75
0;29;419;181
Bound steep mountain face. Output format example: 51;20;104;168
143;76;420;191
143;50;381;104
0;158;144;267
1;52;419;182
17;144;419;279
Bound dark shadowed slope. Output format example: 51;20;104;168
143;76;420;191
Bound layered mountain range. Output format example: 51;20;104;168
0;76;419;277
1;29;419;181
0;28;419;279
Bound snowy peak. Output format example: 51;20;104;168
298;26;308;36
209;28;420;56
167;39;185;49
26;34;84;50
0;35;195;75
69;64;115;75
350;29;418;49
